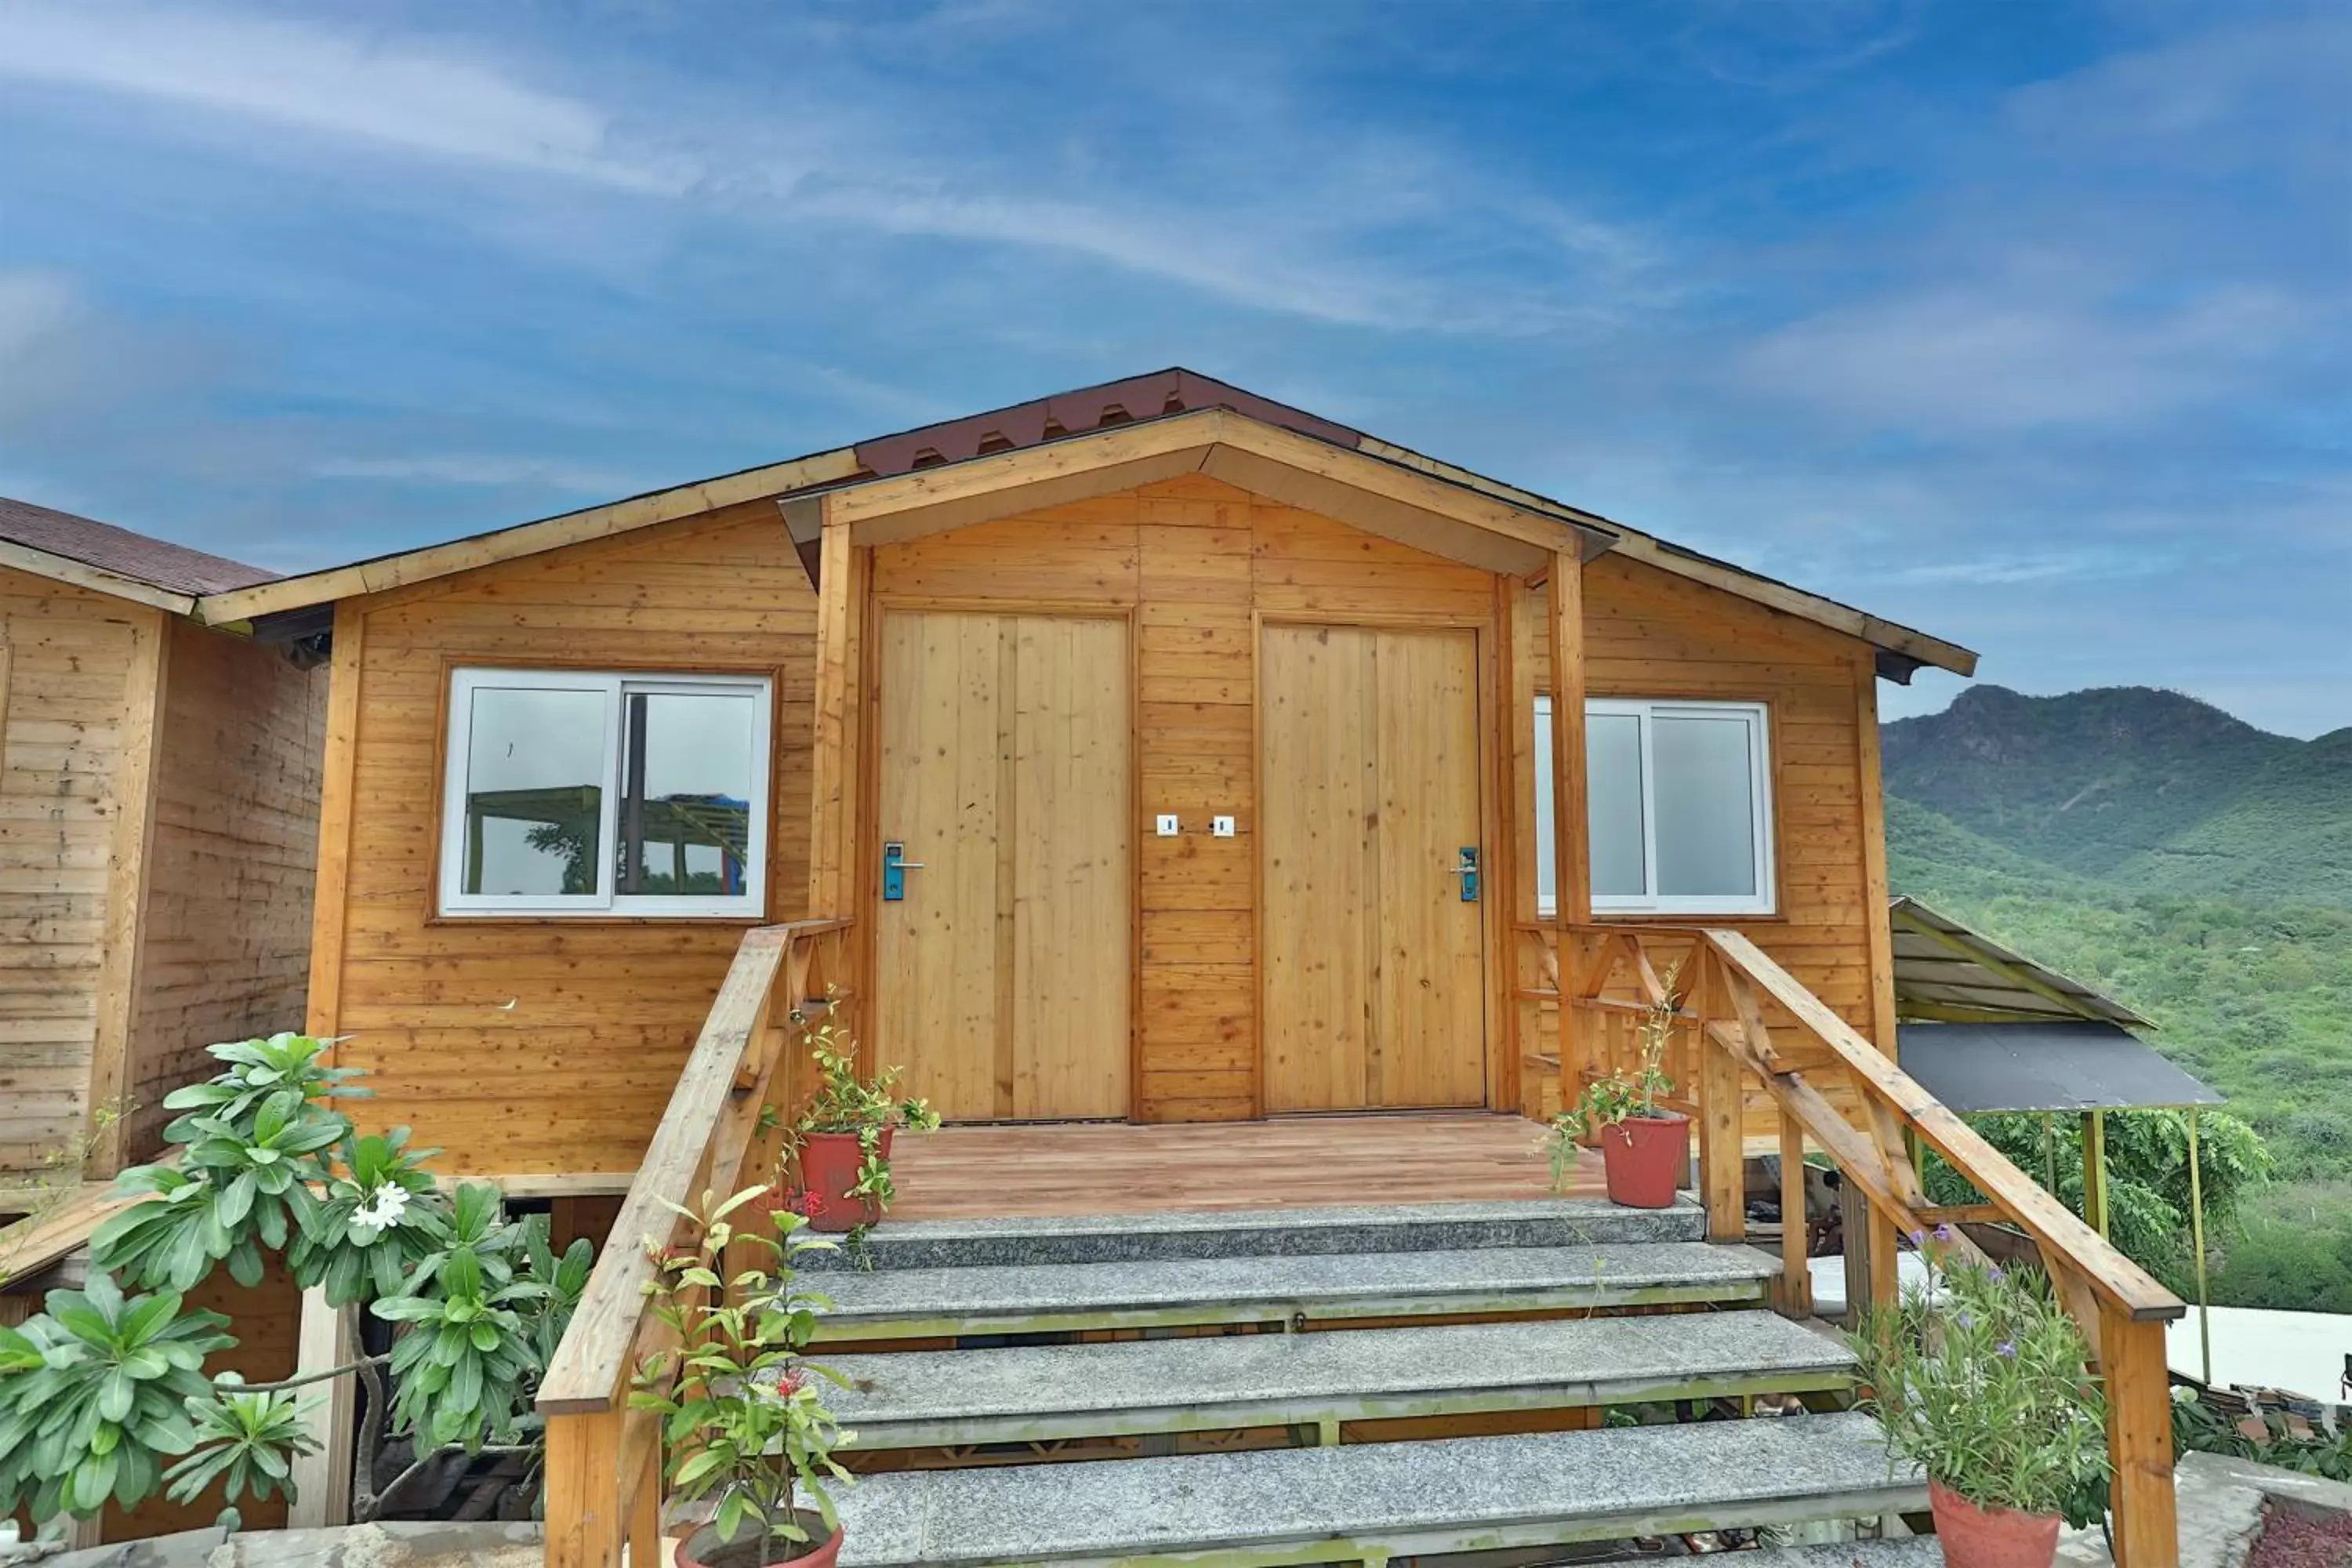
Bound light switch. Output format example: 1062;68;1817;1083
1210;815;1236;838
1156;814;1181;837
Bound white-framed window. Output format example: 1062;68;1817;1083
438;669;771;917
1534;696;1775;917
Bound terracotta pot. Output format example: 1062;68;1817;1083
1597;1112;1687;1208
674;1514;843;1568
797;1127;893;1232
1928;1479;2062;1568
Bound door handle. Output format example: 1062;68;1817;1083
883;841;924;901
1452;847;1480;902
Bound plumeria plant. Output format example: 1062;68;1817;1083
630;1186;854;1564
0;1033;597;1531
1849;1226;2111;1526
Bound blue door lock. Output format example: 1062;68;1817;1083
883;841;924;902
1456;847;1480;902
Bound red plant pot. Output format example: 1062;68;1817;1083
1597;1112;1688;1208
1927;1479;2062;1568
675;1516;843;1568
797;1127;893;1232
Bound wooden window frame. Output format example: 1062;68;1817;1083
1536;695;1777;919
437;666;773;920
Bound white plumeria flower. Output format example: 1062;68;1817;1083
351;1181;411;1239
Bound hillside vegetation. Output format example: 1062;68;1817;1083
1883;686;2352;1312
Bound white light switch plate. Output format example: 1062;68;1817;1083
1211;815;1236;837
1156;814;1181;837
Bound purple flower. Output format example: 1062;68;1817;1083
1907;1229;1927;1247
1955;1309;1975;1330
1933;1223;1957;1244
1987;1263;2005;1280
1996;1341;2017;1359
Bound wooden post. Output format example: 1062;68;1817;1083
86;611;169;1178
2102;1310;2179;1568
1544;552;1590;931
1776;1112;1813;1317
1697;1033;1744;1243
544;1409;628;1568
807;514;868;917
287;1287;358;1526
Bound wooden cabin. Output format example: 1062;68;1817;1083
186;372;2200;1565
191;369;1975;1174
0;498;325;1206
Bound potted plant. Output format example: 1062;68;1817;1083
789;1012;938;1233
1849;1228;2111;1568
631;1185;853;1568
1547;981;1686;1208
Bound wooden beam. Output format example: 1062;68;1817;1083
305;601;366;1049
1199;445;1548;574
197;447;866;625
286;1287;357;1527
807;520;866;917
542;1408;627;1568
1547;554;1590;927
1856;666;1900;1060
86;609;169;1178
2102;1311;2179;1567
0;538;197;616
1777;1111;1813;1318
1891;906;2112;1024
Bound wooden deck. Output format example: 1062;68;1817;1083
887;1112;1604;1220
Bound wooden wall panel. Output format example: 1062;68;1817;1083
317;503;818;1174
1529;552;1886;1144
122;622;328;1163
0;568;147;1189
876;474;1499;1123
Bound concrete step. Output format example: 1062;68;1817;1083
827;1308;1853;1450
829;1409;1925;1566
809;1239;1777;1342
1752;1543;1941;1566
800;1196;1704;1272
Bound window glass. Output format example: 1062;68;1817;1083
459;684;608;897
1586;711;1647;897
621;690;759;897
1652;713;1759;898
1534;697;1555;913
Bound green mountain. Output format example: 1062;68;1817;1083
1882;684;2352;905
1882;685;2352;1310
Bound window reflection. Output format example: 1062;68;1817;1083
619;690;757;897
461;685;607;896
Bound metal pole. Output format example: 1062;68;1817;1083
2081;1112;2110;1238
2189;1108;2212;1387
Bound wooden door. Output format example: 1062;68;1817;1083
874;610;1131;1121
1261;623;1487;1112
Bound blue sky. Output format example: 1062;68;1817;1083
0;1;2344;731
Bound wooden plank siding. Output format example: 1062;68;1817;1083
873;472;1498;1123
310;502;818;1173
1526;552;1896;1144
0;568;148;1185
121;620;327;1165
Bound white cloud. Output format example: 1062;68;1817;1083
1888;549;2159;587
0;2;691;191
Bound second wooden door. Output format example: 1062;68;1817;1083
873;610;1131;1121
1261;623;1487;1112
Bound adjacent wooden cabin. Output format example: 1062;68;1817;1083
0;498;325;1205
194;370;1975;1174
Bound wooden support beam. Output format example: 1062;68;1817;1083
86;610;169;1178
807;518;867;916
1777;1112;1813;1318
543;1408;627;1568
1697;1034;1745;1244
287;1287;357;1527
306;601;367;1048
2102;1310;2179;1568
1856;668;1900;1060
1545;552;1590;929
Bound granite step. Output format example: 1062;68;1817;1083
1752;1542;1941;1566
829;1409;1925;1566
808;1239;1776;1342
799;1196;1704;1272
826;1307;1854;1450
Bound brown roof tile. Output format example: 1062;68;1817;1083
0;495;278;597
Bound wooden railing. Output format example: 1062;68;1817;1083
535;918;854;1568
1540;924;2184;1567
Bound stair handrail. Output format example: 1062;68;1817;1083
1563;922;2183;1566
536;916;853;1568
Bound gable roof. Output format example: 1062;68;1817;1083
0;495;278;614
194;368;1976;679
